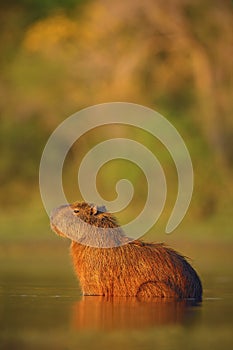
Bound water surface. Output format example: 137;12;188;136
0;240;232;350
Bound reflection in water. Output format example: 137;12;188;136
72;296;201;330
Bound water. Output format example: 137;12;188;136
0;241;232;350
1;284;232;350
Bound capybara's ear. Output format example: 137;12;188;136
98;205;107;213
90;205;98;215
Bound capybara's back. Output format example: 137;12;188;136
51;202;202;300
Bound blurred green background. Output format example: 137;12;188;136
0;0;232;240
0;1;233;349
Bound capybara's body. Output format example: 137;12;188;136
71;241;202;299
51;202;202;300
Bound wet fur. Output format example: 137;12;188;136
51;202;202;300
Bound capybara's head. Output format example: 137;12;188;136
50;201;129;248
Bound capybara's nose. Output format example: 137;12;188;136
50;204;70;223
50;204;69;222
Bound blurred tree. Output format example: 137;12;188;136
1;0;82;21
18;0;233;167
0;0;232;216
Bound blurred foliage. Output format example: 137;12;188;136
0;0;233;226
1;0;82;22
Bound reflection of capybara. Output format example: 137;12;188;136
51;202;202;300
72;296;199;330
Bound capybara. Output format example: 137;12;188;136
50;201;202;300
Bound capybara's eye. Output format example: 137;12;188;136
73;209;79;214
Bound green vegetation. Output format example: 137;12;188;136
0;0;232;243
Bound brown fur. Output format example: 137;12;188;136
50;201;202;300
